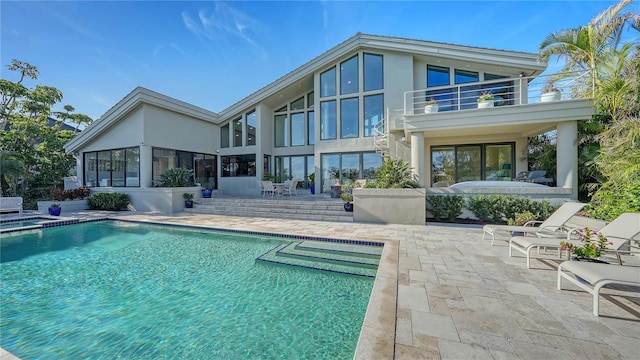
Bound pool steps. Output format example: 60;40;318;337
256;240;380;278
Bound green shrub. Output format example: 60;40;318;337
529;200;559;220
87;192;130;211
428;195;464;221
467;195;506;222
369;158;419;188
159;168;194;187
468;195;558;223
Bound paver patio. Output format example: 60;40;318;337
2;211;639;359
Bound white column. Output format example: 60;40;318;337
410;132;425;187
556;121;578;198
140;144;153;188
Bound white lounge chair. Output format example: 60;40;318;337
557;261;640;316
483;201;587;245
509;212;640;269
0;197;23;215
262;181;277;197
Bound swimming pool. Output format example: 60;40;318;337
1;220;377;359
0;216;57;231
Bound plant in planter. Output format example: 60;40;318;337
560;227;612;261
183;192;194;208
541;82;561;102
340;192;353;212
365;158;419;189
424;98;438;113
48;202;61;216
159;168;194;187
476;91;494;108
201;183;214;198
308;172;315;194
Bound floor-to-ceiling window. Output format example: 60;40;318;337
152;147;217;187
320;152;383;192
274;92;314;146
431;143;514;186
84;147;140;187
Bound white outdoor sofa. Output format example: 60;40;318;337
0;197;23;215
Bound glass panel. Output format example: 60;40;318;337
221;154;256;177
194;154;216;188
457;146;482;182
307;92;314;109
341;153;360;184
427;65;449;87
459;83;481;110
152;148;176;183
291;113;305;146
275;105;287;112
274;114;288;147
306;155;315;187
427;65;452;111
97;151;111;187
321;153;340;193
111;149;125;187
362;152;382;179
84;152;97;187
431;147;455;186
454;69;479;84
177;151;193;170
484;73;508;81
307;111;315;145
340;98;359;138
290;156;305;182
364;94;383;137
233;118;242;147
364;53;383;91
275;156;289;181
290;97;304;111
320;100;336;140
221;124;230;148
482;80;514;107
125;147;139;187
320;67;336;97
246;111;256;146
340;55;358;95
485;144;513;181
263;155;270;177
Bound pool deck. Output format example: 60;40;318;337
2;211;639;359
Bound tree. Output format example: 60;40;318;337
0;150;25;196
0;59;92;204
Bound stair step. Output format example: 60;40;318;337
279;242;380;266
296;240;383;257
256;243;378;278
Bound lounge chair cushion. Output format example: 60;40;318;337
560;261;640;286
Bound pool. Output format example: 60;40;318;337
0;216;53;230
0;220;377;359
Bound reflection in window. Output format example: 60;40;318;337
341;153;360;182
221;154;256;177
454;69;479;84
307;92;314;108
290;97;304;111
321;153;340;191
307;111;315;145
320;100;336;140
275;114;288;147
291;113;305;146
364;53;383;91
364;94;383;137
340;98;359;138
457;145;482;182
221;124;230;148
84;147;140;187
111;149;125;187
427;65;450;87
320;67;336;97
427;65;453;111
246;111;256;146
233;118;242;147
84;152;97;187
362;153;382;179
431;143;514;185
340;55;358;95
320;152;382;192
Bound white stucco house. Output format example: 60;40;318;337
64;33;593;212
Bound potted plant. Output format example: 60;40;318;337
507;211;537;236
560;227;612;262
201;183;214;198
308;172;315;194
340;192;353;212
48;202;61;216
183;193;194;208
541;83;561;102
476;91;494;108
424;98;438;113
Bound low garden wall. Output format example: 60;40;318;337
90;186;202;213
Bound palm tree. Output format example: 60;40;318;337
0;150;25;196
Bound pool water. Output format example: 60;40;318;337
1;221;375;359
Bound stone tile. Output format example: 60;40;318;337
504;281;546;297
412;333;440;357
396;318;413;346
399;255;422;271
458;329;516;353
437;339;493;359
411;309;460;342
398;284;428;311
602;333;640;359
525;331;625;359
450;307;529;341
504;294;570;336
394;344;431;360
428;296;452;316
510;340;573;360
491;349;522;360
425;283;463;300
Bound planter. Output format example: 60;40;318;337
353;188;426;225
511;231;524;237
201;189;213;198
477;100;494;109
309;185;315;194
343;203;353;212
38;199;88;213
330;185;342;198
48;207;61;216
424;103;439;113
184;200;194;209
541;91;561;102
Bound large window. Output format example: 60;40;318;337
221;124;230;148
364;53;383;91
274;92;313;147
320;67;336;97
340;55;358;95
246;110;256;146
221;154;256;177
233;118;243;147
320;100;336;140
307;111;315;145
291;113;305;146
153;147;217;186
340;98;359;138
427;65;450;87
274;114;288;147
431;143;514;186
320;152;383;192
84;147;139;187
364;94;383;137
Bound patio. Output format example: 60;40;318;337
2;211;639;359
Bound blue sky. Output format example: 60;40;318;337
1;0;634;121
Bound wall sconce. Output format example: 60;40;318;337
400;136;406;142
216;149;220;153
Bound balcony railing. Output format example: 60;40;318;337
404;70;593;116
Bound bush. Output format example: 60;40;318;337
159;168;194;187
468;195;559;223
369;158;419;189
51;186;91;201
428;195;464;221
467;195;506;222
87;192;130;211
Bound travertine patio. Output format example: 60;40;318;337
2;211;639;359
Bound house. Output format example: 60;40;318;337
64;33;593;212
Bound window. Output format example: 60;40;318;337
341;153;360;182
320;152;382;192
431;143;514;185
307;111;315;145
111;149;125;187
153;148;216;185
221;154;256;177
125;148;140;187
84;147;139;187
364;94;383;137
427;65;453;112
320;67;336;97
362;152;382;179
152;148;176;183
233;118;242;147
84;152;97;187
194;154;217;188
307;92;314;109
221;124;230;148
290;97;304;111
321;153;340;191
320;100;336;140
98;151;111;186
364;53;383;91
340;98;359;138
291;113;305;146
455;69;479;84
427;65;450;87
340;55;358;95
274;114;288;147
246;110;256;146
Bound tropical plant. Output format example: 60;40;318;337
158;168;194;187
476;91;494;102
201;182;214;190
367;158;419;189
340;192;353;203
507;211;537;226
87;192;130;211
0;150;25;196
307;172;315;183
49;202;60;208
560;227;612;259
183;192;194;200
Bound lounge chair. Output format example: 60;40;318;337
509;212;640;268
557;261;640;316
483;201;587;245
282;180;298;196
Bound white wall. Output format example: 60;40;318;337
143;104;218;154
82;107;144;151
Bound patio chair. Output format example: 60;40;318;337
282;180;298;196
257;180;265;196
0;197;23;215
509;212;640;269
483;201;587;245
262;181;277;197
557;261;640;316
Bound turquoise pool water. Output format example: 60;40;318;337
0;218;44;230
1;221;375;359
